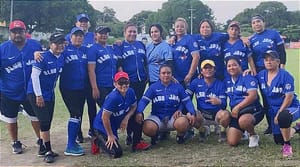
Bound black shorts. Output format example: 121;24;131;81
229;105;264;132
0;94;37;123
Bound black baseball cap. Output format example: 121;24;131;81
95;26;111;34
264;50;279;59
50;32;66;44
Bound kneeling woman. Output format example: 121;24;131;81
136;64;203;144
225;57;263;147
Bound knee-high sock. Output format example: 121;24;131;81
67;118;80;148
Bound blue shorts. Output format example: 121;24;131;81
270;106;300;134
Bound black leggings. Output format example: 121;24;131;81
60;88;85;119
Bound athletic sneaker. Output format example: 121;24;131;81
74;143;84;153
248;135;259;148
218;131;227;142
132;141;151;152
76;132;84;143
38;145;47;157
12;141;23;154
183;128;194;141
293;122;300;134
199;126;209;142
282;144;293;157
125;135;132;145
64;145;85;156
44;151;57;163
176;135;185;144
36;138;43;146
241;131;249;141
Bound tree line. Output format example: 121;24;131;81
0;0;299;42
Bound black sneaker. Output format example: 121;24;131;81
12;141;23;154
76;132;84;143
157;131;170;141
184;128;195;141
125;135;132;145
36;138;43;146
44;151;55;163
176;135;185;144
263;126;272;135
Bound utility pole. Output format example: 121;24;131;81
10;0;13;23
188;8;195;34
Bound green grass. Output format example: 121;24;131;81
0;49;299;166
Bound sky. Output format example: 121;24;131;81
89;0;300;24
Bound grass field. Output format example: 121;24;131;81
0;49;299;166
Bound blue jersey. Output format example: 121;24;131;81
146;41;173;82
66;31;95;48
186;78;226;112
137;81;196;120
194;32;228;79
115;41;147;82
93;88;136;138
171;34;199;82
257;69;299;109
0;39;42;100
88;43;118;87
223;39;251;71
27;51;64;101
249;29;284;68
59;44;88;90
224;74;260;109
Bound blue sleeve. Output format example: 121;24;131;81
137;86;153;113
87;45;97;63
185;78;196;96
33;54;46;71
245;75;258;91
102;95;117;113
179;85;195;115
273;30;284;45
283;71;295;94
219;81;227;109
113;44;123;59
187;35;199;53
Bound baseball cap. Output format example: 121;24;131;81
95;26;111;34
265;50;279;59
76;13;90;22
50;32;66;44
9;20;26;31
251;14;265;22
228;21;240;29
201;59;215;69
71;27;84;35
114;72;129;81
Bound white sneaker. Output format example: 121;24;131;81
248;134;259;148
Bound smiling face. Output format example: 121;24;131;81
199;21;212;38
174;20;187;36
124;25;137;42
114;78;130;95
150;26;162;43
10;28;26;46
201;64;215;78
226;59;242;77
159;66;172;84
71;32;84;47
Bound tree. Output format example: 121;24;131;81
129;11;154;34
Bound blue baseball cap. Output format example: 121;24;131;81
71;27;84;35
76;13;90;22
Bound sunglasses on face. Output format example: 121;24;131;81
117;80;129;86
11;29;25;34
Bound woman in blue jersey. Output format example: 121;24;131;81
194;19;228;81
59;27;87;156
257;50;299;157
186;59;230;142
27;33;65;163
88;26;118;107
136;64;203;145
223;21;256;77
115;23;150;150
147;23;173;85
171;17;200;87
249;14;287;135
92;72;147;158
224;57;263;148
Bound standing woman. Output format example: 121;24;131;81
172;17;200;87
27;33;65;163
224;57;264;148
88;26;118;107
115;23;150;150
223;21;256;76
59;27;87;156
194;19;228;80
147;23;173;85
249;14;287;134
257;50;299;157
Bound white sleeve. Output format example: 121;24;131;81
31;67;42;96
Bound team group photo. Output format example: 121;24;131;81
0;0;299;166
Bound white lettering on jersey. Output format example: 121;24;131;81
169;94;180;102
175;46;188;54
272;87;283;93
153;95;165;103
5;61;22;73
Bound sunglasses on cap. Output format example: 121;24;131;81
117;80;129;86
